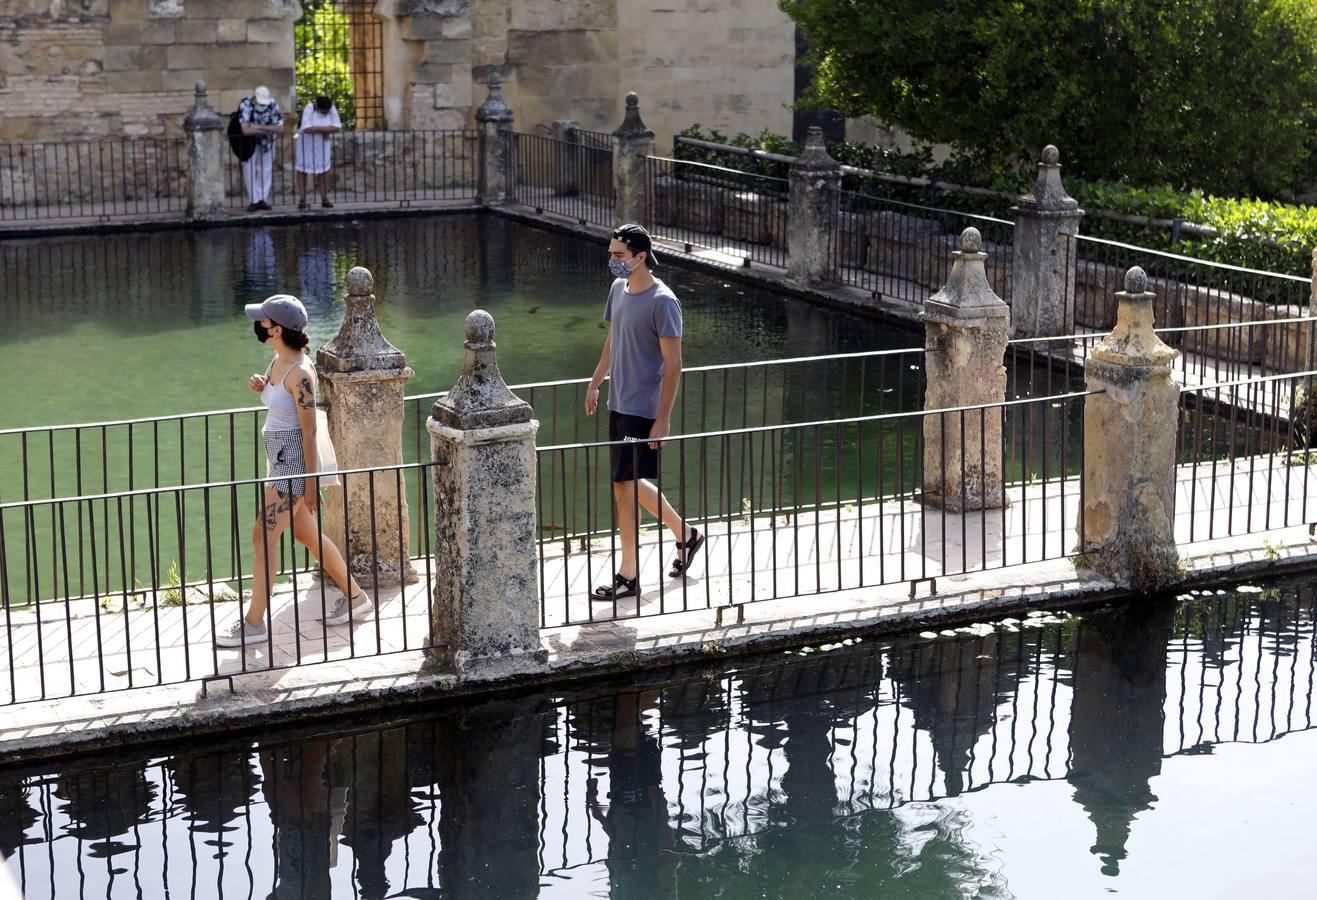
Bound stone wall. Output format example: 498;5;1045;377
0;0;299;141
1;0;796;146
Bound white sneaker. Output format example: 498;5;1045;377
324;592;372;626
215;618;268;648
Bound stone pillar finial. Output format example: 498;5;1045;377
315;265;418;586
182;81;225;220
318;266;407;373
787;126;842;285
427;310;545;678
612;92;656;225
921;227;1011;511
1079;264;1181;592
476;73;513;124
1011;143;1085;339
1090;266;1178;368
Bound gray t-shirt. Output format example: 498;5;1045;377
604;276;683;419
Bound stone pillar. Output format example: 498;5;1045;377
316;266;418;586
1011;145;1085;339
552;119;582;197
922;228;1011;511
612;92;656;226
476;74;513;205
1078;266;1181;592
427;311;546;678
182;82;225;222
787;126;842;285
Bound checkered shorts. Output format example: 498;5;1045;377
263;428;307;497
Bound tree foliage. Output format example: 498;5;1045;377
295;0;356;129
781;0;1317;198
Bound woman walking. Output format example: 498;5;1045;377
216;294;372;648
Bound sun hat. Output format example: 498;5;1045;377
253;86;273;108
244;294;308;331
612;223;660;266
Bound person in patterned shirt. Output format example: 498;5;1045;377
238;86;284;211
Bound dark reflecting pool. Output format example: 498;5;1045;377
3;578;1315;898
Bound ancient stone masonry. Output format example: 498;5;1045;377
1079;266;1182;593
181;80;223;219
611;91;653;226
316;265;418;587
786;126;841;285
1011;145;1084;340
474;72;511;204
921;227;1011;512
426;310;547;678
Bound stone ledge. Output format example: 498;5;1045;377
5;521;1315;763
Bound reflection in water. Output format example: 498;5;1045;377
3;582;1316;898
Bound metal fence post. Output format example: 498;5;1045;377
316;266;418;586
182;82;226;221
922;227;1011;511
1078;266;1181;592
427;310;547;677
787;126;841;285
1011;145;1084;339
612;92;655;226
476;75;514;205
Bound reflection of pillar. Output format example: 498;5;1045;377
55;764;157;858
887;632;1020;797
260;738;346;900
167;747;261;854
436;695;551;899
341;728;424;900
0;780;39;859
1068;601;1176;876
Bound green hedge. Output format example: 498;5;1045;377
676;125;1317;279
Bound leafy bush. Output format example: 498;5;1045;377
677;124;1317;278
780;0;1317;199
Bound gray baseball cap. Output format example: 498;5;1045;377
244;294;308;331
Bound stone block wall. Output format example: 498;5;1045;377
0;0;299;141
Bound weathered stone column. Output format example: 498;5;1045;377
551;119;582;197
787;126;841;285
182;82;225;221
1011;145;1084;339
476;74;513;205
1078;266;1181;592
922;228;1011;510
427;310;546;677
316;266;418;586
612;92;655;226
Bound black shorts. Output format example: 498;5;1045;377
609;411;659;483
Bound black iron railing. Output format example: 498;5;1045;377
221;129;478;210
506;131;615;226
0;138;188;221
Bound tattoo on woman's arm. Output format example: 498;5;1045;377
296;377;315;409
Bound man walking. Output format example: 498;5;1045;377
584;224;705;600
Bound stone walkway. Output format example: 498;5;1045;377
1;455;1310;714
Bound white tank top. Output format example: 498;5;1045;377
261;359;307;432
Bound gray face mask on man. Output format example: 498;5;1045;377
608;256;638;278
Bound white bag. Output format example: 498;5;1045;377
315;409;341;488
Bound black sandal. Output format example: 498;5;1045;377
593;572;639;601
669;527;706;578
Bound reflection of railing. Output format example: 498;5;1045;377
4;588;1313;895
0;138;188;221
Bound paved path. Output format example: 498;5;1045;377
1;455;1310;711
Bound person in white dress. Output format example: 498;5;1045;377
296;96;342;210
